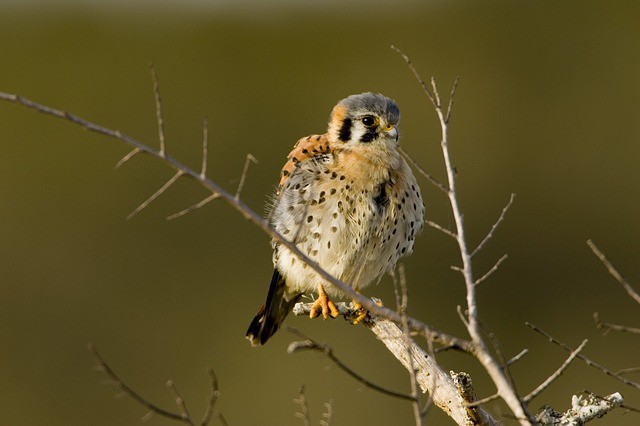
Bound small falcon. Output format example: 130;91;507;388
246;93;425;345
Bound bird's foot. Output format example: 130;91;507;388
309;286;339;319
350;298;382;324
351;301;368;324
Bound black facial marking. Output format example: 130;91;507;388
339;117;352;142
360;129;378;143
373;181;389;209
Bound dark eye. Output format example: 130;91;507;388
361;115;377;128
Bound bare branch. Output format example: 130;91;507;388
149;64;167;156
89;344;221;425
430;77;442;108
235;153;258;200
201;117;209;177
0;89;472;359
524;339;588;403
320;400;333;426
426;219;457;239
486;332;517;391
166;380;193;424
467;392;499;408
444;76;460;124
398;146;449;194
115;148;141;169
536;392;623;425
127;171;183;220
394;49;533;423
285;326;414;401
587;239;640;305
199;368;220;426
474;254;508;286
471;193;516;257
617;367;640;375
594;312;640;335
167;193;220;221
390;45;437;107
293;385;311;426
526;322;640;391
507;349;529;366
88;343;185;423
364;315;499;425
392;264;425;425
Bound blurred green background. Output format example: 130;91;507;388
1;1;639;424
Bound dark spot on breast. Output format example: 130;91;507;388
373;182;390;209
307;215;313;223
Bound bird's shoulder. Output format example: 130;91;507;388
278;133;333;187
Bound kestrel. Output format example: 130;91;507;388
246;93;424;345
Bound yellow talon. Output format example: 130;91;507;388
351;301;368;324
309;285;339;319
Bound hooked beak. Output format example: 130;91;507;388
384;125;398;142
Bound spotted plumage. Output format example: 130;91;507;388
247;93;425;345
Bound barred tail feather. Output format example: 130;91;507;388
246;269;300;346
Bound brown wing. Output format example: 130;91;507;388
278;133;332;187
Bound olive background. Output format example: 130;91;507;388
1;1;639;425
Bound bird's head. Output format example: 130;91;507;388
327;92;400;147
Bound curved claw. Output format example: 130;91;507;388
309;285;339;319
351;301;368;324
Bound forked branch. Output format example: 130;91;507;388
88;343;223;426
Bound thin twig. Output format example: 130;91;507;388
587;239;640;305
426;219;457;239
617;367;640;375
127;170;183;220
293;384;311;426
392;264;425;425
467;392;500;408
474;254;508;286
167;380;193;424
393;47;534;424
507;349;529;366
594;312;640;335
149;64;166;156
89;344;221;425
471;193;516;257
167;193;220;221
444;76;460;124
398;146;449;194
115;148;141;169
487;332;516;391
200;368;220;426
526;322;640;391
201;118;209;178
88;343;185;422
320;400;333;426
235;153;258;200
390;45;437;107
285;327;415;401
524;339;588;403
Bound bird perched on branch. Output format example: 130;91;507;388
246;93;424;345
